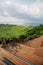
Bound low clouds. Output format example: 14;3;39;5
0;16;26;25
0;0;43;25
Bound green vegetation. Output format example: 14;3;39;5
0;24;43;44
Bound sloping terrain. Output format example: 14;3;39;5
0;24;43;42
0;24;33;39
0;24;43;65
0;48;30;65
27;36;43;48
0;36;43;65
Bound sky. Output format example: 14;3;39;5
0;0;43;26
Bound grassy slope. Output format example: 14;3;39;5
0;24;33;38
0;24;43;41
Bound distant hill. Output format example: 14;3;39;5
0;24;43;43
0;24;33;39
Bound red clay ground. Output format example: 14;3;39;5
27;36;43;48
0;36;43;65
15;44;43;65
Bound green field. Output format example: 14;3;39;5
0;24;43;43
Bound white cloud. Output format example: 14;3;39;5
0;0;13;7
6;0;12;5
14;1;43;18
0;0;43;18
0;0;43;25
14;3;28;14
0;16;30;25
3;11;9;16
28;3;40;18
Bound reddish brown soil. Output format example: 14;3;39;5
20;44;43;57
0;48;29;65
15;44;43;65
16;51;43;65
0;36;43;65
34;47;43;57
27;36;43;48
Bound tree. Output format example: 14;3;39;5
18;35;26;42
